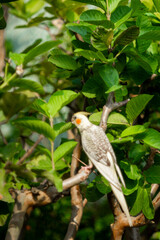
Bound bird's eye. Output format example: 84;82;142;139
72;116;76;120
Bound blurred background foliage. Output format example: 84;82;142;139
0;0;160;239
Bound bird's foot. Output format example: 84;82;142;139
81;165;93;174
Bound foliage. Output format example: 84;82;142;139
0;0;160;239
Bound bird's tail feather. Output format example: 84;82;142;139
91;159;132;226
111;184;133;226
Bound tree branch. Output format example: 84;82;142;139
17;134;44;165
5;165;90;240
100;92;130;131
64;138;87;240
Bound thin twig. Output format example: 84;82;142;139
17;135;44;165
151;184;159;198
106;0;110;20
72;154;87;166
143;148;157;171
49;117;55;170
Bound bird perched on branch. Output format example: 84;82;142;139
71;112;132;227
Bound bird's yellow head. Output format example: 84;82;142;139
71;112;91;130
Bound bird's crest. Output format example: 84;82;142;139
74;111;91;116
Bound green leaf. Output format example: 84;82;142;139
123;48;155;73
108;0;122;13
142;186;154;219
130;185;154;219
54;141;78;162
80;9;114;28
121;125;146;137
31;99;49;117
95;175;111;194
111;6;132;28
89;112;128;126
86;182;104;202
9;78;45;94
0;214;9;226
9;52;26;65
27;155;52;171
114;26;139;46
23;40;61;64
48;55;78;70
47;90;79;118
82;77;102;98
53;122;73;137
0;18;6;29
14;117;56;140
91;27;113;51
139;27;160;40
43;170;63;192
130;185;144;215
0;5;3;19
71;0;107;11
0;142;23;161
122;180;139;196
105;84;122;93
25;0;44;16
0;93;30;118
108;113;129;125
111;136;133;144
75;49;108;62
66;23;94;43
144;166;160;183
128;144;149;163
126;94;153;124
153;0;160;12
120;161;141;180
97;65;119;88
0;169;14;203
137;128;160;149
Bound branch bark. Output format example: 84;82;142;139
100;92;130;131
64;138;86;240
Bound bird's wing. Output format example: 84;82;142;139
82;125;126;187
82;126;122;189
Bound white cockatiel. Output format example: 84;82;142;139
71;112;132;226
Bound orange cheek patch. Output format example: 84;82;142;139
76;118;81;124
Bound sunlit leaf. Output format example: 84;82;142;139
47;90;79;118
14;117;56;140
121;125;146;137
126;94;153;124
71;0;106;11
54;141;78;162
49;54;78;70
80;9;114;28
114;26;139;46
53;122;73;137
9;78;45;94
24;40;61;64
91;27;113;50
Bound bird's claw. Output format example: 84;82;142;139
81;165;92;174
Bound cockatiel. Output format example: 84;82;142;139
71;112;132;226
